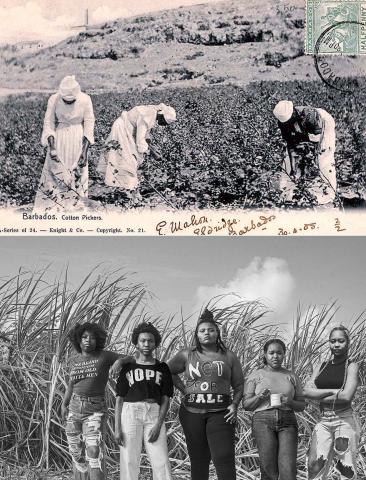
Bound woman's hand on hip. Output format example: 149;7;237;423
148;422;162;443
224;403;238;424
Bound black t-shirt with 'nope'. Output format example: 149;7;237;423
116;361;173;405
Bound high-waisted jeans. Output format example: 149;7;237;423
252;409;299;480
65;394;107;480
307;409;360;480
119;401;172;480
179;404;236;480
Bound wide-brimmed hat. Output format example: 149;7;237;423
273;100;294;123
59;75;81;101
157;103;177;124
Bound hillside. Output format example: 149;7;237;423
0;0;315;92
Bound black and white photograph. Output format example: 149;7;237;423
0;0;365;218
0;237;365;479
1;1;366;479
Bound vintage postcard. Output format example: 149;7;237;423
0;0;365;235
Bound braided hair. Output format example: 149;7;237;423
194;308;227;353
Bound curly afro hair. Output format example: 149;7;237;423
131;322;162;348
68;322;107;353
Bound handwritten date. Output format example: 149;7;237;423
278;223;317;235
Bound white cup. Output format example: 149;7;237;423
270;393;282;407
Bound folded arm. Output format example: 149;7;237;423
320;362;359;404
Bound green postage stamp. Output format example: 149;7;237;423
306;0;366;54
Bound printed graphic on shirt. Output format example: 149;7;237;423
184;392;230;409
70;358;99;382
126;368;163;386
187;360;224;393
184;358;230;409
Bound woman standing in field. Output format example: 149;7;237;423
62;322;132;480
243;338;305;480
100;104;176;191
34;75;95;211
114;322;173;480
168;309;244;480
304;326;360;480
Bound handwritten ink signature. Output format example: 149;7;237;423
194;217;239;235
155;214;276;236
228;215;276;236
156;215;209;235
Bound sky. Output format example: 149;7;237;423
0;0;220;43
0;237;364;334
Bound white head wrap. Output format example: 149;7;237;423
59;75;81;101
157;103;176;124
273;100;294;123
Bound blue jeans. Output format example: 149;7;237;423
65;394;107;480
252;409;298;480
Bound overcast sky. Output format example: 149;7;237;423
0;0;220;43
0;237;364;334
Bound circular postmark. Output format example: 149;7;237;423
314;20;366;94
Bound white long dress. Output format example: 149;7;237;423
34;92;95;211
99;105;160;190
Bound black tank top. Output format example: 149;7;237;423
315;359;347;389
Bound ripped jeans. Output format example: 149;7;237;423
307;409;360;480
120;401;172;480
65;394;107;480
